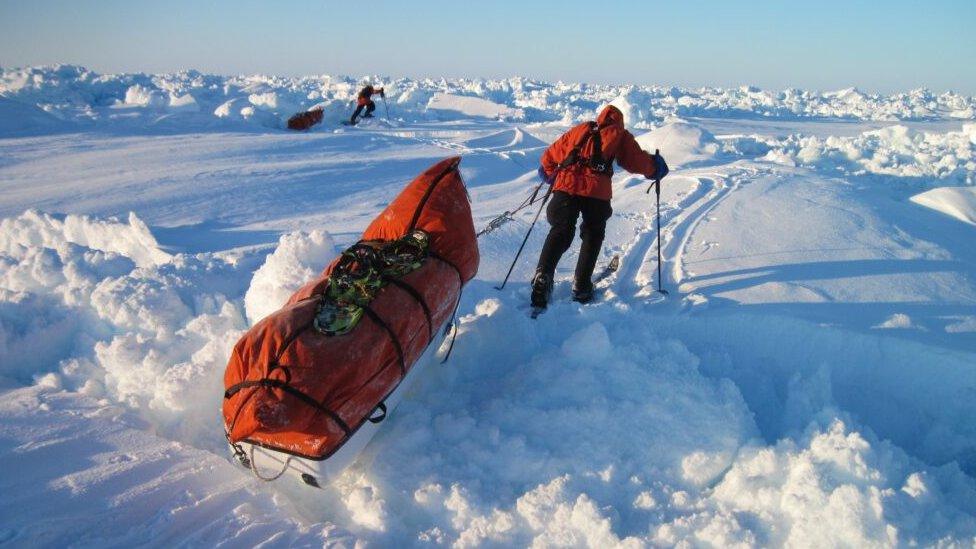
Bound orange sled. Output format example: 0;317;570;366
223;157;478;486
286;107;324;130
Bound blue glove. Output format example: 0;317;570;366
537;165;554;184
653;153;669;180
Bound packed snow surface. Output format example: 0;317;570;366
1;66;975;547
426;92;523;120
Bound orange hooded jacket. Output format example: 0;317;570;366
540;105;657;201
357;85;383;106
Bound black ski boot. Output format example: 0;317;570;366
531;271;553;309
572;281;594;304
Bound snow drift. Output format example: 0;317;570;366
3;65;975;136
0;209;246;447
910;186;976;225
244;230;336;325
755;124;976;184
635;120;722;167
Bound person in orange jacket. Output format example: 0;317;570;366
532;104;669;307
350;84;384;125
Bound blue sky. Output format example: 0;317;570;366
1;0;974;93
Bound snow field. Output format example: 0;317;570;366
3;197;974;545
3;65;975;136
1;75;975;545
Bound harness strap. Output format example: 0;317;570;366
557;123;595;169
589;122;609;172
556;121;613;175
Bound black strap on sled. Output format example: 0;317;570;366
556;121;613;175
428;251;465;364
362;305;406;377
224;375;353;435
440;289;463;363
367;402;387;424
407;158;460;233
384;277;434;341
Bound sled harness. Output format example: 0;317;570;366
557;120;613;175
477;120;612;238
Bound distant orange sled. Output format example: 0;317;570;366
223;157;478;486
286;107;324;130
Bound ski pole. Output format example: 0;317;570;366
495;180;553;290
382;95;390;121
649;149;669;295
645;149;661;195
654;177;668;295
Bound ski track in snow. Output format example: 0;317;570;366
665;169;764;295
1;103;976;546
604;165;754;301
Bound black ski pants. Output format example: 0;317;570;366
536;190;612;288
350;100;376;123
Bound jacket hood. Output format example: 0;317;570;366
597;105;624;128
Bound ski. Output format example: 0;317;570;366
592;254;620;284
342;117;379;127
572;254;620;305
530;255;620;315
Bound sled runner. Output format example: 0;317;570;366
223;157;478;487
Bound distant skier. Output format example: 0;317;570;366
531;105;669;307
350;84;385;125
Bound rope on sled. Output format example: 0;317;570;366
248;445;293;482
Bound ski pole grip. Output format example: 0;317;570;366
646;149;662;195
654;149;662;197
